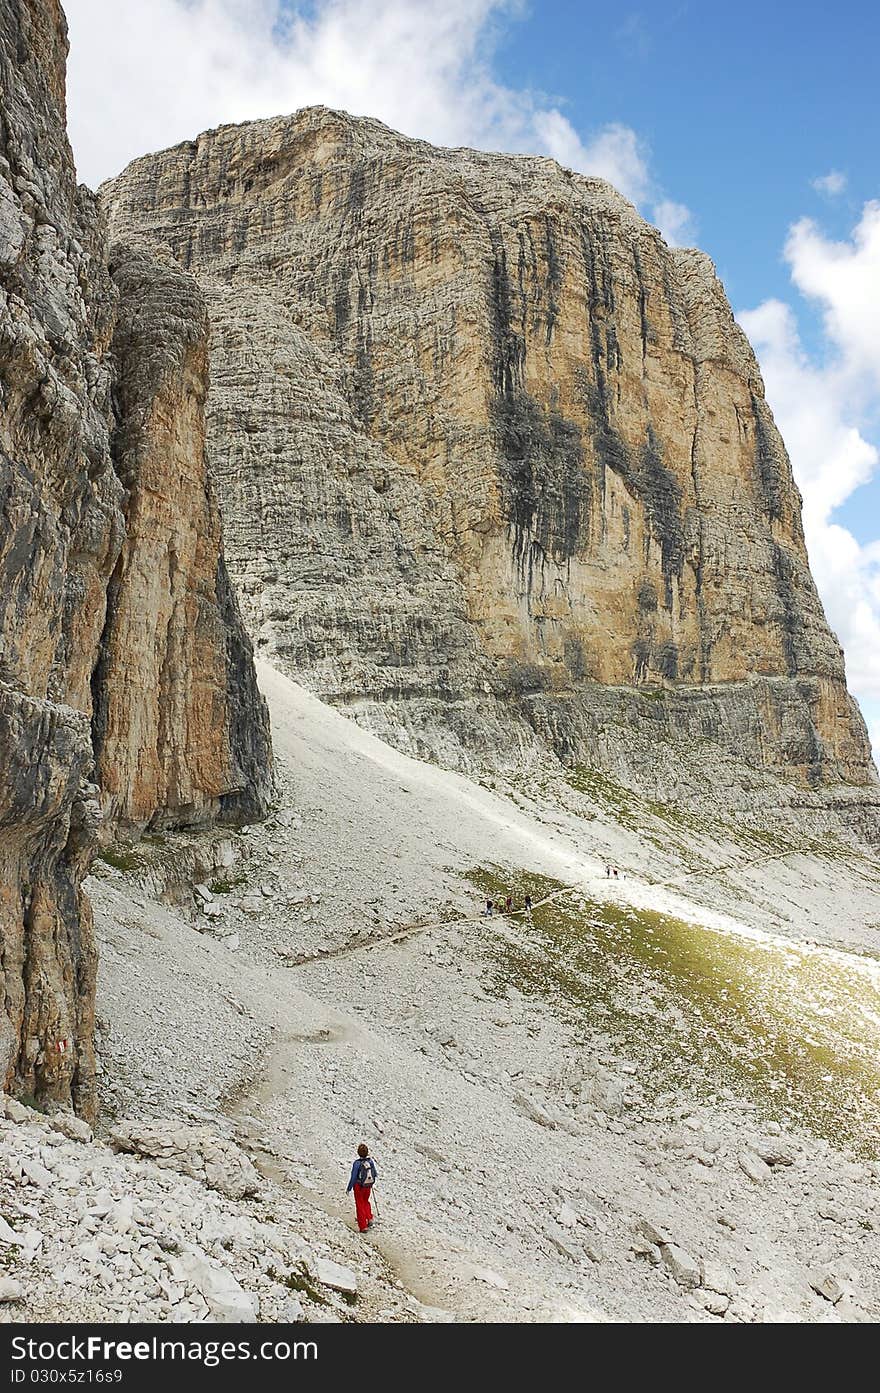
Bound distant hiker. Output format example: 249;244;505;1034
524;894;533;917
505;894;513;914
485;898;493;916
347;1142;377;1232
613;867;619;879
605;865;611;878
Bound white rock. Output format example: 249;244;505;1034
513;1092;557;1129
111;1197;135;1233
738;1151;772;1183
557;1204;578;1229
472;1266;509;1290
314;1257;358;1295
753;1139;796;1167
0;1277;23;1303
180;1249;258;1322
637;1217;674;1247
20;1157;53;1188
700;1261;737;1297
661;1243;701;1289
699;1290;729;1316
4;1098;32;1124
808;1269;845;1304
0;1216;21;1245
548;1233;579;1262
835;1297;872;1323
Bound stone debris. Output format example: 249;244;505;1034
179;1249;259;1323
0;1107;407;1326
110;1121;261;1200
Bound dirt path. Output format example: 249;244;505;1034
279;885;579;968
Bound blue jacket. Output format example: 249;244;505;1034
347;1156;377;1191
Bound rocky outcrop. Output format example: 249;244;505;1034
109;1118;261;1200
0;0;271;1117
93;240;271;830
102;106;877;813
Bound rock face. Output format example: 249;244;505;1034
93;239;271;830
103;105;877;810
0;0;271;1117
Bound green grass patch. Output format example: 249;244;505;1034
209;873;246;895
468;865;880;1156
268;1263;328;1305
96;846;143;873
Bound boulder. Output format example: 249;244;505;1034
834;1297;872;1323
738;1151;772;1183
180;1249;258;1323
513;1093;557;1129
753;1139;796;1167
110;1120;260;1199
20;1157;53;1188
50;1113;94;1143
636;1217;675;1247
313;1257;358;1296
661;1243;701;1289
4;1098;32;1124
808;1269;845;1304
700;1260;737;1297
472;1266;509;1290
0;1277;23;1303
0;1216;20;1244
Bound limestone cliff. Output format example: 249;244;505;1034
93;240;271;830
0;0;271;1116
102;106;877;818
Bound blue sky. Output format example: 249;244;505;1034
64;0;880;761
498;2;877;328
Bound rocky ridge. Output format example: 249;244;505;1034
103;106;878;828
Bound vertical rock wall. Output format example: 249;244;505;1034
103;107;877;799
0;0;271;1116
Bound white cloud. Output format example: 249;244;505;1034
63;0;688;230
865;703;880;764
739;203;880;763
786;203;880;392
532;110;650;202
811;170;847;196
652;198;695;247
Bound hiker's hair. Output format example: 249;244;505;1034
357;1143;369;1158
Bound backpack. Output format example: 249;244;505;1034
357;1158;375;1187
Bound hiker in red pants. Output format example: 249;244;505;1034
346;1142;377;1232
